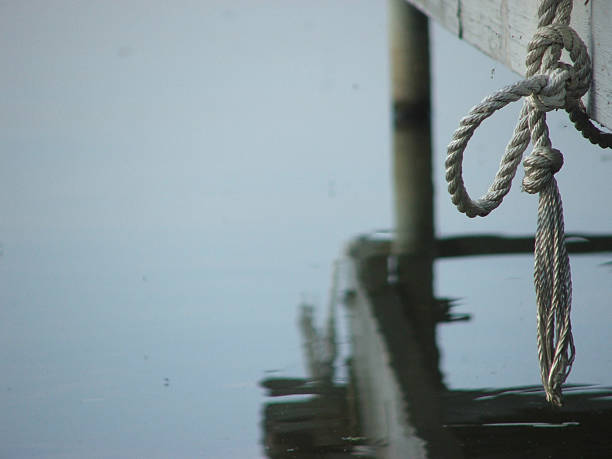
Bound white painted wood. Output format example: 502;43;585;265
404;0;612;129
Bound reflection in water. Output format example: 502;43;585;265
261;233;612;458
444;384;612;458
261;273;366;458
260;376;364;459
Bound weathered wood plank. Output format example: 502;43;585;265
405;0;612;130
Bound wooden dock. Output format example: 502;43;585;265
403;0;612;130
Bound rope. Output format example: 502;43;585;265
445;0;609;406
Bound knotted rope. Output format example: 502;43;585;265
445;0;610;406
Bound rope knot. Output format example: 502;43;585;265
529;67;570;112
522;146;563;194
525;25;591;111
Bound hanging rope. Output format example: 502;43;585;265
445;0;610;406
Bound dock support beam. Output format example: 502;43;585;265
388;0;439;382
389;0;433;260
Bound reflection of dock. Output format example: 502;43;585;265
346;237;461;459
262;380;355;459
351;232;612;259
345;234;612;459
260;231;612;458
260;269;364;458
260;378;358;459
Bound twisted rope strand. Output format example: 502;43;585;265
532;179;574;406
537;0;572;27
567;103;612;148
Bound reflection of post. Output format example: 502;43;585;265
298;262;339;383
389;0;433;259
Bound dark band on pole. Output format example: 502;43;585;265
393;100;430;129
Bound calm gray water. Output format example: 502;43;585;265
1;2;611;458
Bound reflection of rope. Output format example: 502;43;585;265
445;0;610;406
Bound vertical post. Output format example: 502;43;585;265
389;0;433;259
388;0;438;376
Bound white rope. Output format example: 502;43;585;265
445;0;593;406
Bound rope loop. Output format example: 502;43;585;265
522;146;563;194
